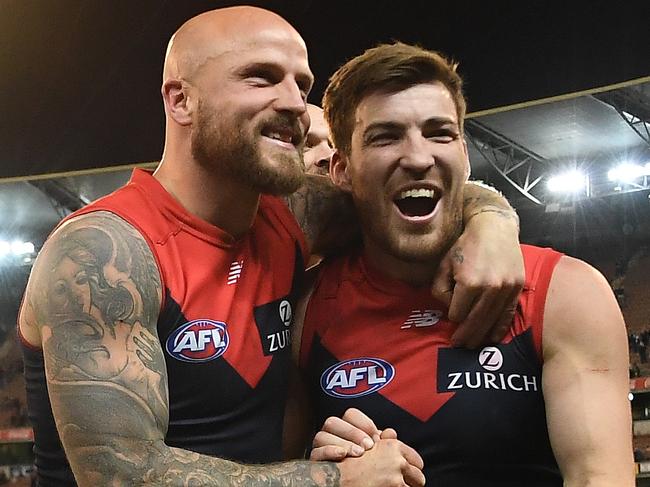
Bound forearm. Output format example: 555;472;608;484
67;435;339;486
462;180;519;228
285;175;361;256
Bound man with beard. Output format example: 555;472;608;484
298;42;634;486
304;104;334;176
18;7;522;487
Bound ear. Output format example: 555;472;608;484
330;150;353;192
161;79;193;126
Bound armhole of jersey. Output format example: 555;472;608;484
260;195;310;266
527;249;563;362
298;258;347;371
296;266;320;373
16;206;167;349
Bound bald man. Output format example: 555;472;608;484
304;104;333;176
18;6;522;486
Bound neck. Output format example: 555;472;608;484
154;156;260;239
362;239;439;287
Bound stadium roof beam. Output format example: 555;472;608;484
28;180;89;219
592;86;650;146
465;119;549;205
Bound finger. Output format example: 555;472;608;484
312;430;367;456
380;427;398;440
446;281;480;324
403;463;426;487
452;287;506;348
489;286;521;343
310;444;358;461
340;408;381;445
398;441;425;470
430;259;453;307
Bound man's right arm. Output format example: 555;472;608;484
21;211;424;487
19;211;343;486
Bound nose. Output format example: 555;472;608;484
399;134;435;173
274;78;307;116
305;142;334;175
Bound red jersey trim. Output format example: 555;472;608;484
519;244;563;361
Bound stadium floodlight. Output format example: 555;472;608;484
546;170;587;193
0;240;10;257
607;162;650;183
0;239;35;258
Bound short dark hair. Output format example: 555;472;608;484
323;42;466;155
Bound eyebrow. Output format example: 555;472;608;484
235;62;314;90
362;116;458;139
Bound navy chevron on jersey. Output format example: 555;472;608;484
21;169;307;485
300;245;563;486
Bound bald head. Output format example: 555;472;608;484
158;5;313;200
164;6;306;82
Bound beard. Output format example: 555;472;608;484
191;100;306;195
356;197;463;265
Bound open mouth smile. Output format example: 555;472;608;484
393;188;439;220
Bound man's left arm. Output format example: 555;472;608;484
286;177;524;347
432;181;524;347
543;256;634;486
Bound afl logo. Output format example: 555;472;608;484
321;358;395;399
478;346;503;371
166;320;229;363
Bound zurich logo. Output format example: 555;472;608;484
165;320;229;363
321;357;395;399
478;346;504;371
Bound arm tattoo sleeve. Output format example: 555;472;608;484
285;175;361;256
23;211;340;486
462;180;520;229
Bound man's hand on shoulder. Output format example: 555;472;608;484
432;181;523;348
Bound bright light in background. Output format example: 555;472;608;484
608;162;650;183
546;170;587;194
0;239;35;258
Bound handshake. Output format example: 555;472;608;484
310;408;425;487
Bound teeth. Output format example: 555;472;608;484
267;132;292;143
399;188;435;199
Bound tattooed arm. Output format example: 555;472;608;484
19;211;343;486
288;176;524;346
431;181;524;347
285;174;361;256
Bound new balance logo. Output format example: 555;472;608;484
401;309;443;329
227;260;244;285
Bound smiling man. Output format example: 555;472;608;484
17;5;526;487
298;42;634;486
304;104;334;176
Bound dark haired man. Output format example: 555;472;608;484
299;42;634;486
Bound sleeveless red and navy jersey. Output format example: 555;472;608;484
300;244;563;486
22;169;307;485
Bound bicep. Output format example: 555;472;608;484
22;212;167;481
542;256;633;485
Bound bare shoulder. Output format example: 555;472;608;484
543;255;625;357
20;210;162;346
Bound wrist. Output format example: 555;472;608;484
466;208;520;233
